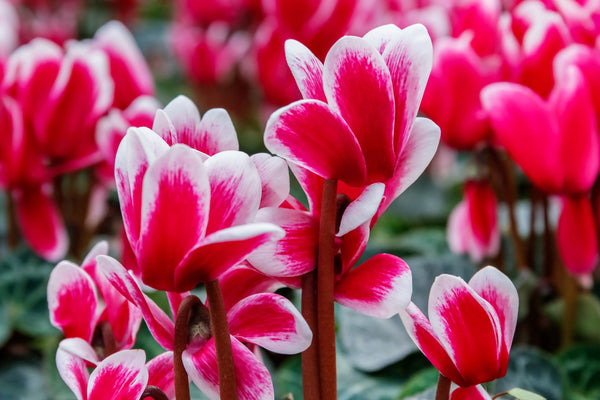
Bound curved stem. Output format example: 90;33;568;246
206;279;238;400
317;178;338;400
6;192;18;249
301;270;320;400
435;374;451;400
174;295;202;400
140;385;169;400
99;320;117;358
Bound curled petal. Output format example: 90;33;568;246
56;338;98;400
13;184;68;261
323;36;396;182
557;196;599;277
337;183;384;236
183;337;274;400
285;39;326;101
265;99;367;186
247;207;318;277
219;264;284;311
48;262;98;341
335;254;412;319
251;153;290;208
468;266;519;375
97;256;175;350
429;274;502;386
115;127;169;247
87;350;148;400
138;144;210;290
227;293;311;354
174;223;285;289
398;303;465;386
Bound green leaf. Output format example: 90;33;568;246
556;344;600;399
507;388;547;400
544;293;600;344
398;368;438;398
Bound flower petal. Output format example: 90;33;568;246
196;108;239;154
251;153;290;208
175;223;285;289
247;207;318;277
284;39;326;101
147;351;175;399
368;24;433;152
183;337;274;400
219;264;285;311
481;82;562;193
335;254;412;318
337;183;384;236
204;151;262;234
398;302;465;386
451;385;492;400
97;255;175;350
429;274;502;386
56;338;98;400
87;350;148;400
468;266;519;375
138;144;210;290
227;293;311;354
48;261;98;341
557;196;599;277
115;127;169;247
13;184;68;261
159;95;201;146
264;99;367;186
323;36;395;182
377;117;440;220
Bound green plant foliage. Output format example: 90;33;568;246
556;345;600;400
545;294;600;344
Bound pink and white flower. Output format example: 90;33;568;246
96;255;311;400
399;266;519;388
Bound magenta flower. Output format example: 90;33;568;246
96;255;311;400
47;241;142;352
399;266;518;388
56;338;174;400
114;124;283;292
482;65;599;195
447;180;500;262
451;385;492;400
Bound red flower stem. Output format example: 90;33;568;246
435;374;451;400
140;385;169;400
206;279;238;400
542;195;554;278
301;270;320;400
6;193;18;249
317;178;338;400
174;295;202;400
561;267;578;348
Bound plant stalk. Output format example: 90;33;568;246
317;178;338;400
206;279;238;400
140;385;169;400
174;295;202;400
301;270;320;400
435;374;451;400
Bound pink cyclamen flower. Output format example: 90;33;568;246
47;241;142;352
92;20;155;110
557;195;599;284
399;266;518;388
447;180;500;262
97;255;311;400
451;384;492;400
56;337;174;400
115;118;284;291
265;23;439;188
481;64;599;195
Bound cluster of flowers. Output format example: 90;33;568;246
44;19;520;399
0;18;158;261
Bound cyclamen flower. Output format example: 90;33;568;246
115;125;284;292
56;338;174;400
47;241;142;353
97;255;311;400
447;180;500;262
399;266;518;388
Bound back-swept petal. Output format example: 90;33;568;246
138;144;210;290
323;36;396;182
265;99;367;186
87;350;148;400
285;39;327;101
